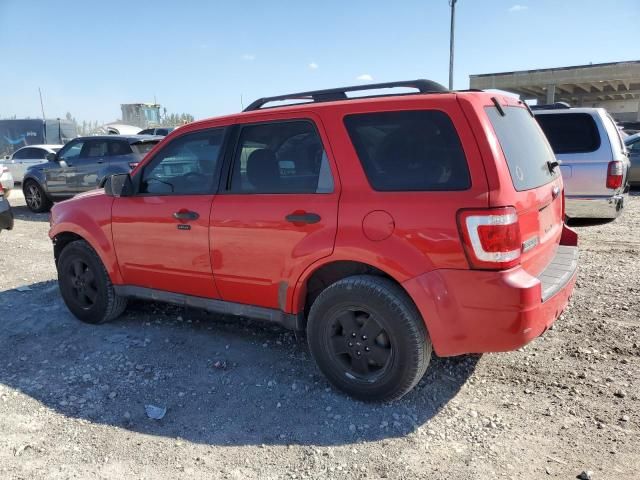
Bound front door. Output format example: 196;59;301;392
111;127;227;298
72;138;109;192
211;118;339;311
46;139;84;196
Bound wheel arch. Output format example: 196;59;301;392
291;258;426;332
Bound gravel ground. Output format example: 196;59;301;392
0;189;638;480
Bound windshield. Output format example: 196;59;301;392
486;106;558;191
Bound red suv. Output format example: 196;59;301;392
49;80;578;401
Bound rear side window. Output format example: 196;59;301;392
535;113;600;154
486;106;558;191
344;110;470;191
108;140;133;156
131;141;159;155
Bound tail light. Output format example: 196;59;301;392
128;162;139;170
606;161;623;189
457;207;522;270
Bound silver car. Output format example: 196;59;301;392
624;132;640;187
0;144;62;183
534;107;630;219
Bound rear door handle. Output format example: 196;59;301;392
173;210;199;221
285;212;321;224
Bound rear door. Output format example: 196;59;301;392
210;116;339;310
485;103;564;276
111;127;226;298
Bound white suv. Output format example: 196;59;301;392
534;106;630;219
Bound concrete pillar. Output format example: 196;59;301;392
545;84;556;104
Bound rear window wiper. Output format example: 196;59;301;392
547;159;560;172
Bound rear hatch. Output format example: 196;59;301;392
484;102;564;277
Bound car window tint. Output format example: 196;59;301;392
140;128;225;195
487;106;558;191
12;148;29;159
108;140;133;156
131;141;159;155
58;141;84;161
82;140;109;158
34;148;48;159
229;120;333;194
344;110;470;191
535;113;601;154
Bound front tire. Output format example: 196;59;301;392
23;180;52;213
57;240;127;324
307;275;432;402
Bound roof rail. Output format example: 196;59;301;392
243;79;449;112
530;101;571;111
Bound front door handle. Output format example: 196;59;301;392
285;212;321;224
173;210;199;221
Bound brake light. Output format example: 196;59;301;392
457;207;522;270
606;161;623;189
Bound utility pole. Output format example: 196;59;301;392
448;0;457;90
38;87;46;119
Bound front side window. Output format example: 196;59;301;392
140;128;225;195
58;141;84;162
344;110;470;191
13;148;30;160
229;120;333;194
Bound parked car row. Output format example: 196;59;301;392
21;135;161;212
624;132;640;186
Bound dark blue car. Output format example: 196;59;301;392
22;135;161;212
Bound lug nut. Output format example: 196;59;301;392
351;333;356;337
362;335;367;340
356;351;361;356
365;346;370;352
348;342;353;347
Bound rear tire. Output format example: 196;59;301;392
23;180;52;213
307;275;432;402
57;240;127;324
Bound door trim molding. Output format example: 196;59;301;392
113;285;302;330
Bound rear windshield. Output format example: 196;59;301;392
344;110;470;191
486;106;558;191
534;113;600;154
131;141;159;155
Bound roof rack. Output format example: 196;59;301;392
530;101;571;111
243;79;449;112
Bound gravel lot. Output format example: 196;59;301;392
0;188;638;480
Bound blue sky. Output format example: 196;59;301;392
1;0;638;123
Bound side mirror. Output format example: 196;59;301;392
104;173;133;197
46;152;58;162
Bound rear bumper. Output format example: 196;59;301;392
403;225;578;357
565;193;626;219
0;198;14;231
